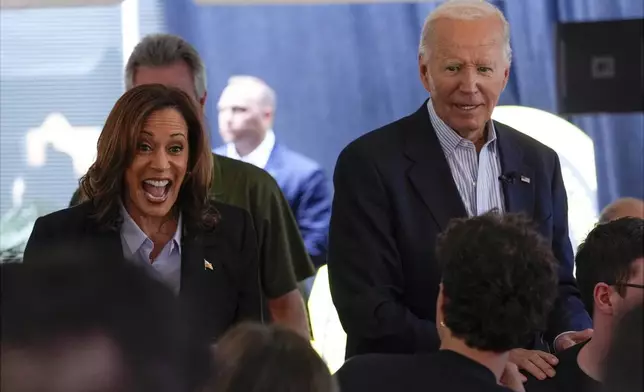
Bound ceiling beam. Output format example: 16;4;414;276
2;0;439;9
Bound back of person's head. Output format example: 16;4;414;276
0;258;211;392
575;217;644;318
603;304;643;392
599;197;644;223
435;212;558;352
210;323;337;392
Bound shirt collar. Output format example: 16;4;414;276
119;202;182;256
426;99;497;155
226;129;276;169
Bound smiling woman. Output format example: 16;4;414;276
81;83;216;235
23;84;264;349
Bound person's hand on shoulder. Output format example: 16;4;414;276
509;348;558;380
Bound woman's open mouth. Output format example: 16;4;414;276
142;179;172;203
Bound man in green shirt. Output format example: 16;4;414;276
70;34;313;337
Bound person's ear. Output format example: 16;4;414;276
501;64;510;92
419;55;432;93
436;282;446;324
594;282;615;316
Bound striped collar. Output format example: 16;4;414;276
426;99;497;156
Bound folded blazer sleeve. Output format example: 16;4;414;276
546;154;592;341
234;209;263;323
328;144;440;356
296;168;332;268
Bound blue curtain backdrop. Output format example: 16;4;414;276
163;0;643;209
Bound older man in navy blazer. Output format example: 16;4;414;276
328;0;592;381
214;75;331;270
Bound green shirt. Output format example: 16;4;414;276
69;153;315;298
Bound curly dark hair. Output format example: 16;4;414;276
575;217;644;316
436;212;558;353
79;84;218;231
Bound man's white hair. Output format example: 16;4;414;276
125;34;207;99
226;75;277;110
418;0;512;64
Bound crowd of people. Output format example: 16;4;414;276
1;1;643;391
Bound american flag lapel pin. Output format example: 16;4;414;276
520;175;531;184
204;259;214;271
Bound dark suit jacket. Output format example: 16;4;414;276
335;350;512;392
215;143;332;268
328;102;591;358
23;200;263;342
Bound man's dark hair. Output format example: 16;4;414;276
0;257;211;392
575;217;644;316
604;304;643;392
436;212;558;352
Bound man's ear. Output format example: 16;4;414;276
262;107;273;122
419;55;431;93
437;282;446;317
594;282;615;316
501;64;510;92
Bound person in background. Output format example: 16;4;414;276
26;84;262;343
208;323;338;392
1;256;212;392
215;76;332;272
69;34;312;338
335;213;558;392
327;0;591;378
603;304;643;392
525;217;644;392
599;197;644;223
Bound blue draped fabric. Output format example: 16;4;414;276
163;0;643;209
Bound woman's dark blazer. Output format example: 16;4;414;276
23;199;263;342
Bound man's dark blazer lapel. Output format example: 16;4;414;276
404;102;468;230
495;122;536;217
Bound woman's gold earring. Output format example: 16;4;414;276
440;321;446;328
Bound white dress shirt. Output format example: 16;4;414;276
226;129;276;169
427;100;505;216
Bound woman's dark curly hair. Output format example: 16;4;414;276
436;212;558;353
79;84;218;231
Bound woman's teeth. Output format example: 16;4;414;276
142;179;170;202
143;179;169;187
